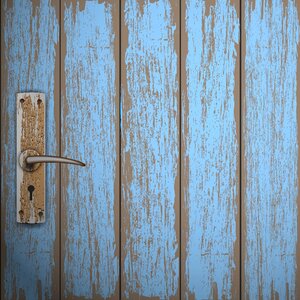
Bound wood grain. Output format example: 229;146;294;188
61;1;120;299
242;0;300;299
1;0;60;299
121;0;180;299
181;0;240;299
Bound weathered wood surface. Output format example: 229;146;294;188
3;1;300;299
121;0;180;298
242;0;300;299
61;1;120;299
181;0;240;299
1;0;60;299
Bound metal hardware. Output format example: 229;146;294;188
26;155;85;166
17;92;85;224
19;149;85;172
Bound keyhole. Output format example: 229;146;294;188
28;185;35;200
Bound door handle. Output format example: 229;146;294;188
16;92;85;224
26;155;85;166
19;149;85;172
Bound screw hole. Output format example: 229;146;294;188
37;99;42;106
19;210;24;215
38;211;43;218
20;98;25;104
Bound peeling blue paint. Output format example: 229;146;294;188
183;0;239;299
244;1;299;299
2;0;59;299
63;1;119;298
122;0;179;298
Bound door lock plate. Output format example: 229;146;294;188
17;93;45;224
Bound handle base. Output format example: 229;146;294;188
19;149;42;172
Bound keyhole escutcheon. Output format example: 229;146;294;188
28;185;35;200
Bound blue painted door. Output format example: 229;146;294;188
1;1;299;299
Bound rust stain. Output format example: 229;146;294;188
19;93;45;223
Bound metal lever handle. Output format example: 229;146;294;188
26;155;85;167
19;149;85;172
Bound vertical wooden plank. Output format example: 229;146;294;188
61;1;119;299
181;0;240;299
243;0;300;299
121;0;180;299
1;0;60;299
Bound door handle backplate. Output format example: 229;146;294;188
16;92;85;224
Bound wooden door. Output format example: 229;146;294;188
1;1;299;299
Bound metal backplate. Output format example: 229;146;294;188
17;93;45;224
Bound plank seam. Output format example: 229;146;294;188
0;0;2;297
179;0;182;298
240;0;242;299
119;1;122;299
59;0;62;299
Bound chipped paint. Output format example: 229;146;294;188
244;0;299;299
183;0;239;299
62;1;119;298
122;0;179;298
17;93;45;224
2;0;59;299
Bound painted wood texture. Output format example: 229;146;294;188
182;0;240;299
121;0;180;298
243;0;300;299
61;1;119;299
1;0;60;299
